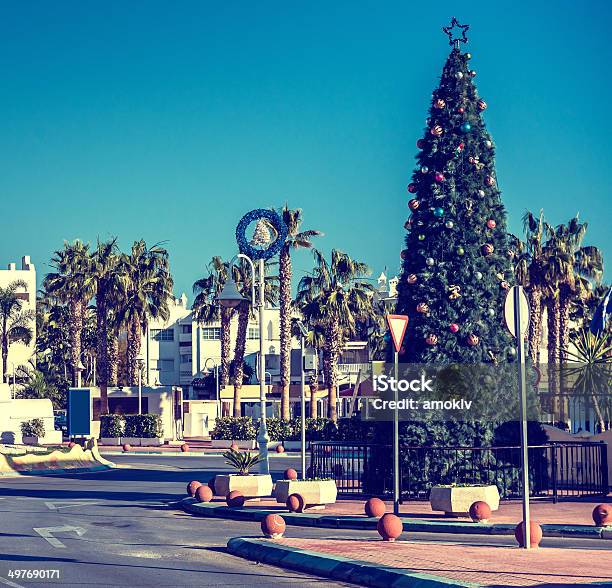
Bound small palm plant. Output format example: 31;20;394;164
222;449;262;476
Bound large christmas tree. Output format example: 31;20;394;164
395;19;516;365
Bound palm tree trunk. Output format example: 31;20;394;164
68;299;84;386
279;247;292;421
232;303;249;418
96;295;109;414
547;295;561;414
558;286;572;361
309;382;318;418
126;318;142;385
108;334;119;385
527;288;543;364
325;319;340;422
220;307;233;387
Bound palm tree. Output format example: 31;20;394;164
230;259;279;417
84;239;126;414
119;240;174;385
513;211;550;364
43;240;94;385
297;250;374;422
193;256;234;387
0;280;35;384
278;206;322;420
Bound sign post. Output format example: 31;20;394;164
505;286;531;548
386;314;409;515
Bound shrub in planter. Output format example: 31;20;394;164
124;414;163;438
21;418;45;438
211;417;258;441
100;414;125;438
223;449;262;475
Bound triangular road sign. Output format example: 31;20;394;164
386;314;409;353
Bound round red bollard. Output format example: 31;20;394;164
187;480;202;496
68;441;76;448
377;513;403;542
287;493;305;513
261;514;286;539
365;497;386;518
195;484;213;503
230;442;239;452
122;443;131;452
469;501;492;523
592;504;612;526
514;521;543;548
226;490;245;507
208;476;217;494
276;444;285;453
284;468;298;480
181;443;189;452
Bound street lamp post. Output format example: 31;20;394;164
294;319;308;479
76;361;86;388
204;358;220;418
136;355;145;414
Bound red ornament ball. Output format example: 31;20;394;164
457;106;465;114
195;484;213;503
226;490;246;507
469;70;477;78
284;468;298;480
592;504;612;526
365;497;386;518
425;334;438;346
449;323;460;333
407;183;417;193
434;172;445;183
469;501;492;523
514;520;543;548
181;443;189;452
467;334;480;347
430;124;443;136
406;274;418;284
408;199;420;211
482;243;494;256
187;480;202;496
377;513;403;541
416;139;425;149
477;99;487;111
261;514;286;538
400;249;409;260
486;219;496;229
286;493;305;513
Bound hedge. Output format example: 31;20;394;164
124;414;164;438
100;414;125;438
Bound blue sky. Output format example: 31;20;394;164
1;1;610;298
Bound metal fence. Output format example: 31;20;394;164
309;441;608;502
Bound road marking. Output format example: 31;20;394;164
33;525;87;548
0;576;25;588
44;499;101;510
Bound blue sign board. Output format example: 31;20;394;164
68;388;91;436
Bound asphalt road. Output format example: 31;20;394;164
0;454;607;588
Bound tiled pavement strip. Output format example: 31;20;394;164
272;537;612;586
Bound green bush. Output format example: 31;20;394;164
210;416;258;440
100;414;125;438
124;414;163;438
21;418;45;437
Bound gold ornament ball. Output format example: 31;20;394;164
425;334;438;346
416;302;429;314
477;99;487;111
467;334;480;346
407;274;418;284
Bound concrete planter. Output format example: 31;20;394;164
274;479;338;507
211;439;257;450
99;437;122;446
429;485;500;516
22;436;42;445
214;474;273;498
121;437;164;447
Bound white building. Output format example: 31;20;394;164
0;256;36;383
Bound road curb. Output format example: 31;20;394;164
0;464;114;477
227;536;479;587
181;498;610;540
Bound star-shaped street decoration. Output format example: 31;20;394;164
442;17;470;48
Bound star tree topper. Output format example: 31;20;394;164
442;17;469;48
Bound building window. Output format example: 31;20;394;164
248;327;260;340
151;328;174;342
181;324;192;334
202;327;220;340
156;359;174;371
180;354;192;364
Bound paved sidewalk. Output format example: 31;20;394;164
271;537;612;586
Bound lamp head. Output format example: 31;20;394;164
217;277;245;309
